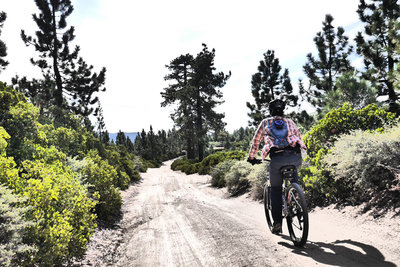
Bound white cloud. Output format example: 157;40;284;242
1;0;361;133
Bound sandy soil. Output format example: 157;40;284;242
76;160;400;267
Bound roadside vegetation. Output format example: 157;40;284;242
1;0;400;265
171;104;400;208
168;0;400;214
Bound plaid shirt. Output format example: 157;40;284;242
248;116;307;160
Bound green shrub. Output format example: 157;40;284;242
19;159;97;266
133;156;148;173
184;162;200;175
45;126;82;157
0;185;35;267
0;82;26;120
104;146;142;188
0;127;97;265
304;103;397;160
247;163;269;200
198;151;247;175
210;160;238;188
300;103;398;205
82;152;122;223
171;158;198;171
324;125;400;200
145;159;162;168
225;161;253;195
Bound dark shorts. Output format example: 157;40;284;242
269;151;302;187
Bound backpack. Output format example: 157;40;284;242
267;119;289;148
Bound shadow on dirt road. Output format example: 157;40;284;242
279;237;396;267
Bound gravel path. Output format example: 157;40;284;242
76;160;400;267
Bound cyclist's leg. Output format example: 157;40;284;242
287;153;302;184
269;152;302;225
269;156;283;226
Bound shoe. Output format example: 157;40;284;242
272;223;282;235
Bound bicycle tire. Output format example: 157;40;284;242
263;182;273;232
286;183;309;247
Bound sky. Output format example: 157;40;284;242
1;0;362;133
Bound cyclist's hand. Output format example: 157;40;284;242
247;157;262;165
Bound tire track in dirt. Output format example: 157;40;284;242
77;159;400;267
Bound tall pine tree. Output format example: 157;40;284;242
246;50;297;127
162;44;230;160
191;44;230;160
355;0;400;113
161;54;196;159
302;14;354;112
0;11;8;73
19;0;106;116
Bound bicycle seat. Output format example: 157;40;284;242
280;165;297;179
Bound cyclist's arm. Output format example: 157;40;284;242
288;119;307;150
248;120;266;159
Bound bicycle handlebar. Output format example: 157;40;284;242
247;158;270;165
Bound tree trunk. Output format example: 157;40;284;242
51;5;63;107
196;88;204;161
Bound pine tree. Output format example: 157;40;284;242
116;130;127;147
95;102;108;144
0;11;8;73
355;0;400;113
191;44;230;160
246;50;297;127
161;54;196;159
126;137;134;154
302;14;354;112
162;44;230;160
19;0;106;116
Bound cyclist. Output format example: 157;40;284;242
247;99;307;235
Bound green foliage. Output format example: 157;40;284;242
0;185;35;267
214;127;255;152
45;126;83;157
301;103;398;205
4;101;47;164
82;152;122;223
197;151;247;175
225;161;253;195
304;103;397;160
132;156;148;173
19;0;106;116
210;160;238;188
169;151;246;176
324;125;400;200
0;131;97;265
17;160;97;265
0;12;8;72
247;50;297;127
355;0;400;113
171;158;199;174
0;82;26;116
133;127;183;164
105;146;139;189
302;14;354;111
246;163;269;200
321;72;377;116
162;44;230;160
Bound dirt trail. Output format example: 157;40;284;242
78;160;400;267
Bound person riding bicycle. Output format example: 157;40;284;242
247;99;307;235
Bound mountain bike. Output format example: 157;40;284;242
262;163;309;247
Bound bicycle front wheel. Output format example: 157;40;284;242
263;182;273;232
286;183;309;247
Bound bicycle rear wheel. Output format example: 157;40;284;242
286;183;309;247
263;182;273;232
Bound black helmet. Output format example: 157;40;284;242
268;99;285;116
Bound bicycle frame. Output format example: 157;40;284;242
262;163;309;247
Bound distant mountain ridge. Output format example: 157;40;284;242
109;132;139;142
